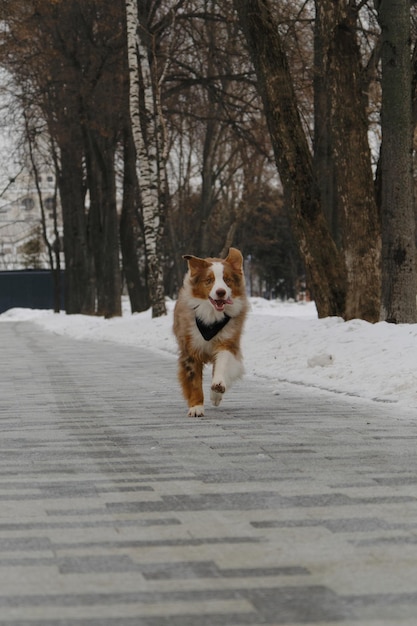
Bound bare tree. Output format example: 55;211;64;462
314;0;381;321
234;0;347;318
24;110;62;312
119;126;150;312
0;0;124;317
377;0;417;323
125;0;167;317
164;0;275;269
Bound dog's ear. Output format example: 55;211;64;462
183;254;210;277
225;248;243;274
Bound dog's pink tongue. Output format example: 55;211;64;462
219;298;232;310
211;296;233;311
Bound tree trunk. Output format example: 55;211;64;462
120;127;150;312
234;0;347;318
377;0;417;323
85;133;122;318
315;0;381;322
125;0;167;318
200;114;220;257
25;112;62;313
313;2;338;244
58;143;95;315
199;5;221;258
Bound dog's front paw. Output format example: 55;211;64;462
188;405;205;417
210;389;223;407
210;381;226;407
211;381;226;395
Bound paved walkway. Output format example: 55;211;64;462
1;321;417;625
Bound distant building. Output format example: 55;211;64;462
0;168;63;269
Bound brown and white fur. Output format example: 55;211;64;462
173;247;248;417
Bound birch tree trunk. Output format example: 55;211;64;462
377;0;417;323
125;0;167;318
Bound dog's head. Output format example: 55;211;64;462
183;248;246;320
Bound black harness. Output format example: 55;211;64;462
195;314;231;341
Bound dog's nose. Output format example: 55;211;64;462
216;288;226;298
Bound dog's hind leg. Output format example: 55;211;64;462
211;349;244;406
178;354;205;417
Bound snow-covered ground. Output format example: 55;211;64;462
2;297;417;411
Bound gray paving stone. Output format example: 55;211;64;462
1;320;417;624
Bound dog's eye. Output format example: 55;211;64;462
224;276;232;286
205;277;214;285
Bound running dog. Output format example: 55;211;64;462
173;247;248;417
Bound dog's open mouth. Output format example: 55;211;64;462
209;296;233;312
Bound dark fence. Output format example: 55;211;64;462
0;270;65;314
